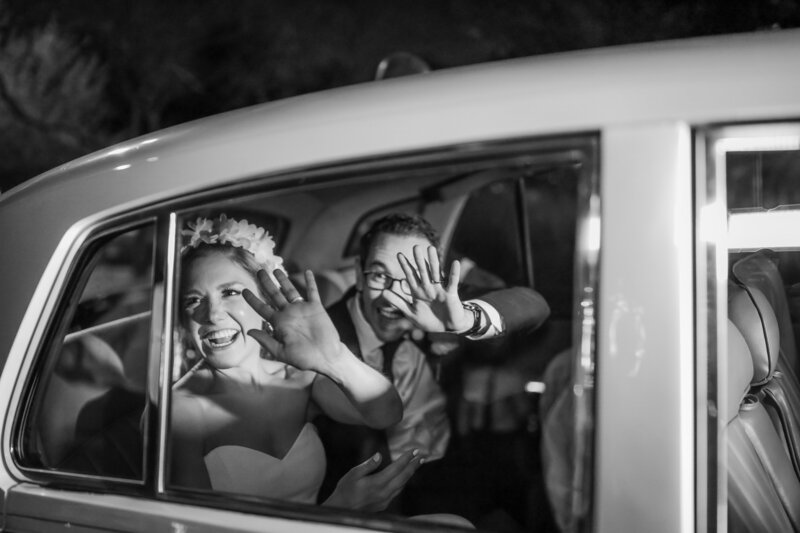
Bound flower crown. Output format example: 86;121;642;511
181;214;284;274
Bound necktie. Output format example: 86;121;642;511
377;338;402;382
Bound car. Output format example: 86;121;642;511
1;28;800;533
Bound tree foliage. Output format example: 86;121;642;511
1;0;799;191
0;17;118;189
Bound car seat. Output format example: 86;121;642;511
726;319;800;532
730;281;800;479
732;250;800;388
290;267;355;308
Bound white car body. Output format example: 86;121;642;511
1;29;799;533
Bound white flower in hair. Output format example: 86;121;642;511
182;214;285;274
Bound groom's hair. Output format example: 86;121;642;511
358;213;440;268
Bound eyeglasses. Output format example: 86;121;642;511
362;270;411;295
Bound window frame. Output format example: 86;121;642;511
696;120;800;533
156;134;600;530
11;217;159;489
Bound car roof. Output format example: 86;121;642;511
4;29;800;205
1;28;799;362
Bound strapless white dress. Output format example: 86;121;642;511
204;423;326;504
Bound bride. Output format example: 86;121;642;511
170;214;420;511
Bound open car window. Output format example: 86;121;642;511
162;138;598;531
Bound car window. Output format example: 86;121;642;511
15;223;155;481
448;179;526;288
727;148;800;210
445;160;590;533
162;140;598;531
700;123;800;532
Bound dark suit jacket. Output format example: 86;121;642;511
471;286;550;336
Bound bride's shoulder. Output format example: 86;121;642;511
172;368;217;419
170;389;209;438
260;359;316;389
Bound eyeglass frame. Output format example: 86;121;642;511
362;266;446;295
361;270;412;295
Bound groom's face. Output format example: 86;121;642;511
356;232;432;343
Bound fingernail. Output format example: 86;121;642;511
372;453;381;462
412;449;419;457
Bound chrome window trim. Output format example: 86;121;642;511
571;137;600;533
156;213;179;494
695;128;728;533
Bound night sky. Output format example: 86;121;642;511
1;0;799;190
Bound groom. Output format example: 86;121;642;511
316;212;550;513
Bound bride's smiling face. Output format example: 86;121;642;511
182;251;264;369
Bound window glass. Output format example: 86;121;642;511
525;168;579;323
17;224;154;480
164;144;594;532
727;150;800;209
443;165;584;532
448;179;525;288
713;124;800;532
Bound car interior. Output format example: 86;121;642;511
726;251;800;531
723;145;800;531
170;152;583;530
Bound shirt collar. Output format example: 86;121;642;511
347;292;385;356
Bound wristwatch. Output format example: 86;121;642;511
461;302;489;337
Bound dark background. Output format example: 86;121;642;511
1;0;799;192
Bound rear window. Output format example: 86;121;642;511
14;223;155;482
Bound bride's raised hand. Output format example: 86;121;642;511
243;269;344;372
323;450;423;512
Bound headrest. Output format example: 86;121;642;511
732;249;780;289
732;250;781;303
727;321;754;425
728;284;780;386
732;249;798;363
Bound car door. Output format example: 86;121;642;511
2;134;601;533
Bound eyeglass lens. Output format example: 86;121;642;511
365;271;411;294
